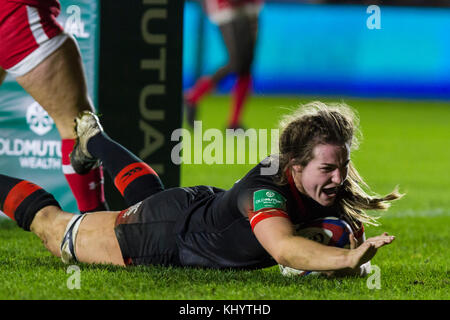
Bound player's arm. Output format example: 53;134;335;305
324;232;371;277
253;216;394;272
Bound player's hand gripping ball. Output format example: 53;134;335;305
279;217;353;277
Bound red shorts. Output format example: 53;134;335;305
0;0;68;77
205;0;263;25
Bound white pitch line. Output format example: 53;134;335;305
382;208;449;218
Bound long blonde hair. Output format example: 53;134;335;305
277;101;403;228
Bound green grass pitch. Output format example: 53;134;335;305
0;95;449;300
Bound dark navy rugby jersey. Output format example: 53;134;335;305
174;155;355;269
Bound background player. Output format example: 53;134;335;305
184;0;263;129
0;0;107;212
0;102;402;275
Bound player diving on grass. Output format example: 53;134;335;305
0;101;403;276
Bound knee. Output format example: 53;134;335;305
231;54;253;76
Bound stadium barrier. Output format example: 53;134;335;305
98;0;183;210
184;1;450;99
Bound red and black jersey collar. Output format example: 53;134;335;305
286;168;309;219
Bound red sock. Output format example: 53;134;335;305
185;76;215;105
61;139;107;212
229;74;252;127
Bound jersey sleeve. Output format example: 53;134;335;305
245;189;290;231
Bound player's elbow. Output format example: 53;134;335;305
270;238;296;267
272;251;289;266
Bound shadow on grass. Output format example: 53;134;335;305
0;219;17;230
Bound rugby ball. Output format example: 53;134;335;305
279;216;353;277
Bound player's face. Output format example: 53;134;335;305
292;143;350;206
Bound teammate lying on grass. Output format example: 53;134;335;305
0;101;402;276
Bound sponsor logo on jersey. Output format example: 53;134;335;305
253;189;286;211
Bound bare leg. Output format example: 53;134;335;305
212;15;257;83
15;36;107;212
184;15;257;127
75;211;125;266
222;15;257;128
30;206;73;256
211;22;239;84
30;206;125;266
15;36;93;139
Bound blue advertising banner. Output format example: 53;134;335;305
183;2;450;99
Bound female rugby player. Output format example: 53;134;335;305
184;0;263;129
0;101;402;276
